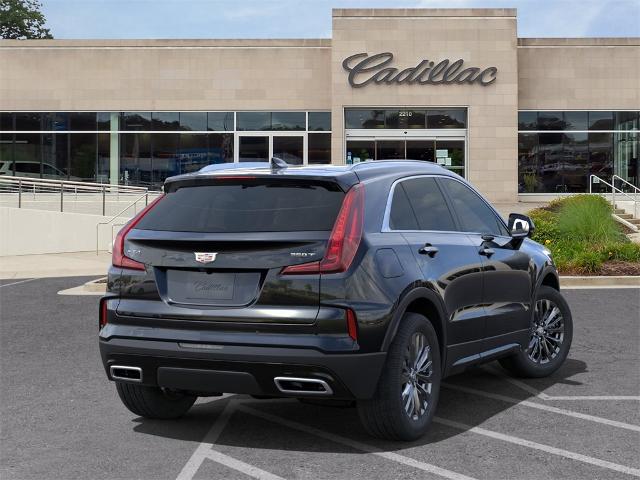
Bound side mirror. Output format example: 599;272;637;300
508;213;535;240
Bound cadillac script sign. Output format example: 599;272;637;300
342;52;498;87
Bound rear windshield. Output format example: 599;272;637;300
136;182;345;232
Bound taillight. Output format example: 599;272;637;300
99;297;108;329
112;194;165;270
282;183;364;275
346;308;358;341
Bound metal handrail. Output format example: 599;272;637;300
0;176;151;215
612;175;640;204
589;174;639;218
96;192;151;254
0;175;147;193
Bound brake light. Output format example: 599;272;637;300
282;183;364;275
112;194;165;270
99;298;108;329
346;308;358;341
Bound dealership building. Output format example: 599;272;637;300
0;8;638;202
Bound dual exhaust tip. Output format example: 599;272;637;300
110;366;333;396
274;376;333;395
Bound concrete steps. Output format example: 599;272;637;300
613;203;640;232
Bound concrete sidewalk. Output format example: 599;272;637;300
0;251;110;280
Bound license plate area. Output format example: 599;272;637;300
165;269;261;307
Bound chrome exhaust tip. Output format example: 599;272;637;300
274;376;333;395
110;365;143;383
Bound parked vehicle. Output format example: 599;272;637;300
99;159;572;441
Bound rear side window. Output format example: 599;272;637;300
389;177;456;231
439;178;508;236
135;182;345;232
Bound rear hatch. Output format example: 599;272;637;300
118;174;351;324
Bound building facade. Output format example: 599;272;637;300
0;8;638;202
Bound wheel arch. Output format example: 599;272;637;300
538;266;560;292
381;287;448;369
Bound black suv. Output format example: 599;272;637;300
99;160;572;441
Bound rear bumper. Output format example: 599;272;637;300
99;336;387;400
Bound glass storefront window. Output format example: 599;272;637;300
564;111;588;131
97;112;112;131
97;133;110;183
426;110;466;129
152;132;179;186
273;136;303;164
237;112;271;131
239;136;269;161
12;133;41;177
207;112;234;131
179;112;207;131
537;112;564;130
1;113;14;131
271;112;305;131
69;133;97;182
41;133;70;180
538;133;566;192
518;111;537;131
406;140;434;162
345;110;385;129
308;133;331;164
386;110;426;129
589;132;613;182
588;111;613;131
434;140;464;176
69;113;97;131
208;133;234;164
122;112;152;131
376;140;404;160
518;133;539;193
15;113;42;131
152;112;180;131
615;111;639;131
308;112;331;131
614;131;638;190
178;133;208;173
563;132;589;192
346;140;374;163
120;133;152;186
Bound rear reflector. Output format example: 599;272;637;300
282;183;364;275
112;194;165;270
346;308;358;341
99;298;108;329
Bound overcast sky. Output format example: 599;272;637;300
40;0;640;39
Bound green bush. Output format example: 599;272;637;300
528;195;640;274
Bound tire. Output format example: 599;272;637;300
115;382;197;419
499;285;573;378
357;312;441;441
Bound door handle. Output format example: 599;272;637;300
479;247;495;257
419;244;439;257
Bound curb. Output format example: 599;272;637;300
560;275;640;288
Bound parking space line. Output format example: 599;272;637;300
443;383;640;432
483;366;640;401
238;404;477;480
434;416;640;478
176;396;284;480
0;278;37;288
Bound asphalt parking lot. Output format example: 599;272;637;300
1;276;639;480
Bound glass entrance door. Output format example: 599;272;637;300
345;137;465;177
273;136;303;165
238;134;304;164
239;136;269;162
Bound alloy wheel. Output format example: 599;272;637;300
401;332;433;420
528;298;565;364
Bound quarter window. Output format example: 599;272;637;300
439;178;508;236
389;177;456;231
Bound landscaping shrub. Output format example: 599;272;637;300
528;195;640;274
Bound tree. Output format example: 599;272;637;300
0;0;52;39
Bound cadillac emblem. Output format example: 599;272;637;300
194;252;217;264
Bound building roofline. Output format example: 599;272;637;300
332;8;516;17
0;38;332;48
518;37;640;47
